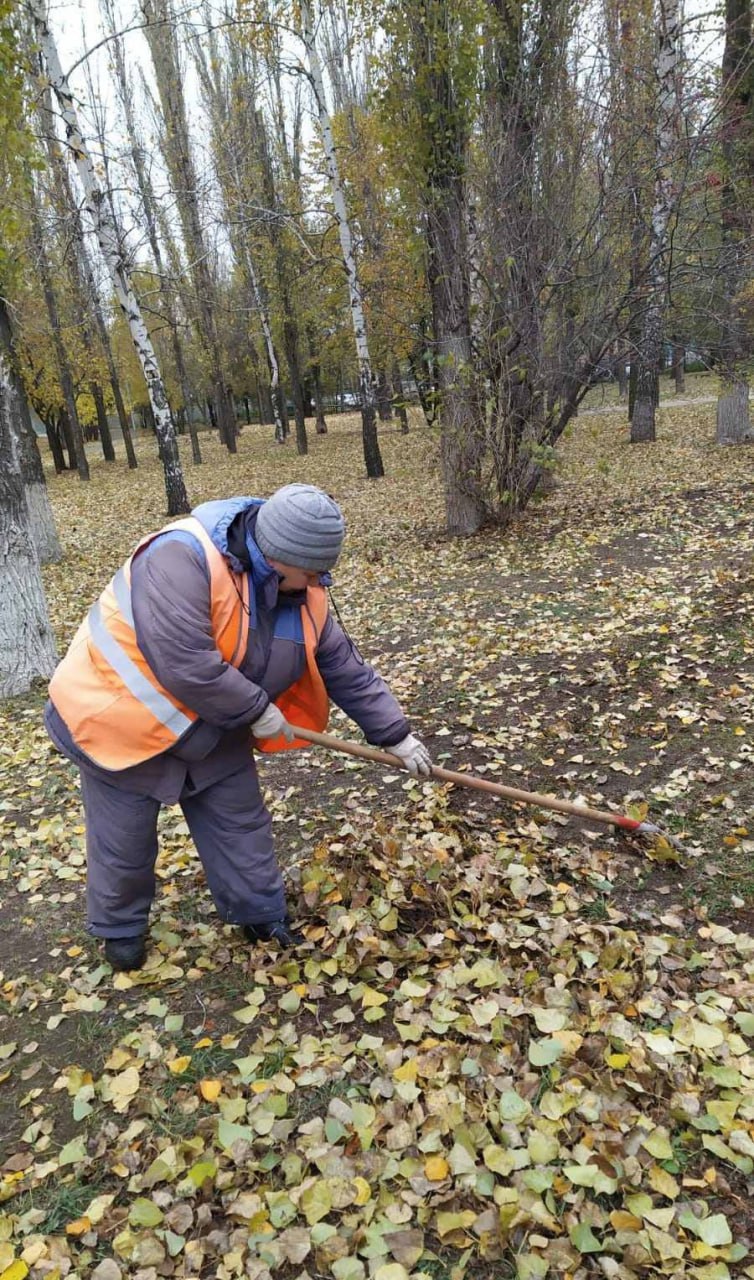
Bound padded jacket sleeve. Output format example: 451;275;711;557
316;614;410;747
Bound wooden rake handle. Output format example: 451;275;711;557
289;725;646;833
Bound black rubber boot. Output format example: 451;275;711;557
105;935;147;972
243;918;304;947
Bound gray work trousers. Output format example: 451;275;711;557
80;761;286;938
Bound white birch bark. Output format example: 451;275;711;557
29;0;190;515
300;0;384;477
1;294;61;563
0;348;58;698
630;0;681;443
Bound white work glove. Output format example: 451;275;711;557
251;703;295;742
389;733;433;777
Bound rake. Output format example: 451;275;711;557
289;725;671;841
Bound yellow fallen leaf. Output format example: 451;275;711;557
194;1037;213;1049
199;1079;222;1102
424;1155;449;1181
606;1053;630;1069
361;987;388;1008
85;1193;115;1224
167;1056;192;1075
65;1217;91;1237
352;1176;371;1205
104;1047;132;1071
110;1067;141;1114
648;1163;680;1199
394;1059;418;1083
0;1262;30;1280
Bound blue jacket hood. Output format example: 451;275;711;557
192;497;279;619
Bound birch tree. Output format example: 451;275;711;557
631;0;682;443
0;328;58;697
53;151;138;469
0;5;57;694
0;296;60;563
29;0;190;516
104;1;202;463
36;85;120;463
300;0;384;478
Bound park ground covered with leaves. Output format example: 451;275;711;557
2;396;754;1280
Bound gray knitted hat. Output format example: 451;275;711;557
255;484;345;572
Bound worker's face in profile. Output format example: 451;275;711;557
268;560;325;594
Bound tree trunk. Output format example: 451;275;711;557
0;299;61;564
139;0;235;454
66;195;138;468
631;364;659;441
715;0;753;443
312;365;328;435
301;0;384;478
283;318;308;455
31;0;188;513
617;353;629;399
411;3;484;532
91;382;116;461
44;414;67;475
672;340;685;393
28;201;90;482
38;84;119;468
376;368;393;421
0;344;58;697
630;0;681;444
392;360;409;434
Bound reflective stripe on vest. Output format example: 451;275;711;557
111;565;135;628
87;599;193;738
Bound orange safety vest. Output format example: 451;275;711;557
49;516;330;771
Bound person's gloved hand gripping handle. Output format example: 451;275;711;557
251;703;295;742
389;733;433;777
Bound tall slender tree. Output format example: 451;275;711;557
189;24;287;444
300;0;384;478
715;0;754;442
28;186;90;481
0;1;57;696
104;0;202;464
29;0;190;515
140;0;237;452
631;0;683;442
0;297;60;563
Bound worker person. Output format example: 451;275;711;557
44;484;432;971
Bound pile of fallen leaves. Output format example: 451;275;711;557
1;397;754;1280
